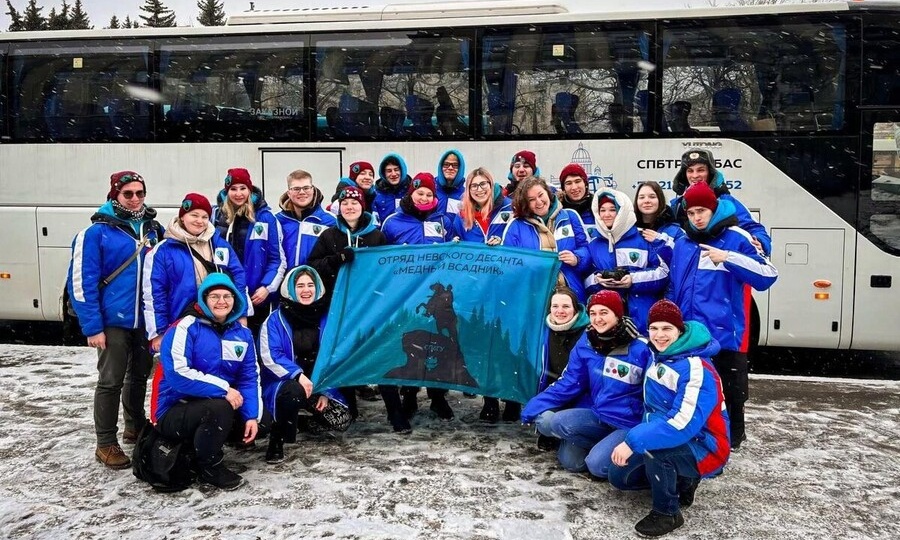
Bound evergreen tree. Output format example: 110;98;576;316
139;0;176;27
5;0;24;31
107;14;120;29
69;0;90;29
22;0;47;30
123;15;139;28
196;0;225;26
47;1;70;30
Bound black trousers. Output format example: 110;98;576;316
271;380;353;441
712;350;749;445
156;398;236;467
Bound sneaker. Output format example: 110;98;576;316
430;396;454;420
122;429;139;445
678;479;700;509
266;437;284;465
501;401;522;422
537;435;560;452
199;463;244;491
479;398;500;424
95;444;131;470
634;510;684;537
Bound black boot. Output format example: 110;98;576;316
199;462;243;491
537;435;560;451
381;386;411;434
480;397;500;423
634;510;684;537
266;425;284;464
678;478;700;509
401;387;419;419
501;401;522;422
429;391;454;420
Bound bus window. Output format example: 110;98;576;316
662;21;848;133
314;30;471;140
158;36;306;142
867;122;900;253
9;41;152;142
0;49;5;140
862;15;900;106
480;25;649;136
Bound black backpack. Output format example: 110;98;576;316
132;423;196;492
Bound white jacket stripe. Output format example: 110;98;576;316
666;356;704;430
142;243;159;339
71;229;88;302
267;219;287;294
258;316;292;378
725;250;778;278
171;317;229;391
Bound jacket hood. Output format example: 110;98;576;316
279;265;326;303
686;196;737;236
654;320;721;359
436;149;467;189
378;153;409;186
337;211;379;237
196;273;246;325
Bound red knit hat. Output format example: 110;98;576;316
224;168;252;189
107;171;145;201
408;172;437;196
179;193;213;218
337;185;366;211
587;290;624;319
510;150;537;171
349;161;374;183
648;299;685;332
683;181;718;212
597;195;617;209
559;163;587;183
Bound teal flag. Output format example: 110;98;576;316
312;243;562;404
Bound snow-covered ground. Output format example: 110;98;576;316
0;345;898;539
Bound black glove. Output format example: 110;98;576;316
339;247;355;264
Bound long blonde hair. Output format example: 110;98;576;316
221;190;256;224
460;167;495;231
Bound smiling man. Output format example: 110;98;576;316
276;169;336;268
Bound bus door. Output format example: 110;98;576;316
853;111;900;350
260;148;343;202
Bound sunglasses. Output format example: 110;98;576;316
121;190;146;199
442;163;460;169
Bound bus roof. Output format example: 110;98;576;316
0;0;894;42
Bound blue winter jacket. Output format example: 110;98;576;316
435;149;466;216
501;204;590;301
68;202;164;337
670;170;771;255
584;227;670;331
665;199;778;352
142;226;249;340
459;188;513;244
522;330;653;429
257;266;345;420
152;273;261;424
213;187;286;307
275;188;336;268
372;153;411;223
381;203;463;245
626;321;730;478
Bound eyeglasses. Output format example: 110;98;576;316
470;181;491;192
121;190;146;199
289;186;314;193
207;293;234;302
442;162;460;169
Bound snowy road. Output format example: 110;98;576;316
0;345;898;539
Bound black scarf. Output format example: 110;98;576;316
562;192;593;217
684;214;739;244
279;297;328;371
111;200;149;221
586;317;641;355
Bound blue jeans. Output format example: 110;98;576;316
535;408;627;478
608;444;700;515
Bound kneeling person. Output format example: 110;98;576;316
258;266;353;464
609;300;730;537
152;273;261;491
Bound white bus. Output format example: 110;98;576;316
0;0;898;350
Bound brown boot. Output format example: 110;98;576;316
122;429;139;445
95;444;131;470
